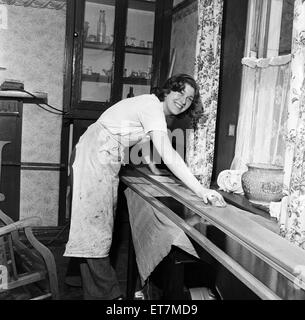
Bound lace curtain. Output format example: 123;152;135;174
230;55;291;171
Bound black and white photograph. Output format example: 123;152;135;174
0;0;304;304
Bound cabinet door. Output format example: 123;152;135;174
72;0;117;111
122;0;156;99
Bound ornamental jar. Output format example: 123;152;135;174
241;163;284;205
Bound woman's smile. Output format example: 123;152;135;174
163;83;195;116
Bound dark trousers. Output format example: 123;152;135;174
80;257;122;300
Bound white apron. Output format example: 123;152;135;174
64;122;124;258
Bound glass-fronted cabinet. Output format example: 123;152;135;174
81;0;115;103
67;0;172;115
59;0;173;224
122;0;155;98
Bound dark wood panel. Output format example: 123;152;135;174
88;0;155;11
123;77;150;85
0;101;22;221
125;45;153;55
84;42;113;50
0;166;21;222
212;0;249;182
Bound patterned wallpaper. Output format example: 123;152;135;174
0;4;66;225
0;0;66;10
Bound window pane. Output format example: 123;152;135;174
279;0;294;55
81;0;115;102
122;0;155;98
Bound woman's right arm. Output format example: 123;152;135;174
148;130;226;207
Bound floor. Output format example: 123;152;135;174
0;209;131;300
50;209;131;300
49;231;129;300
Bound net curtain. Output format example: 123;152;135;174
230;55;291;171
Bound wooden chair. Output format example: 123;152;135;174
0;209;59;300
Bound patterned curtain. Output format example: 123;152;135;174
186;0;223;188
280;0;305;249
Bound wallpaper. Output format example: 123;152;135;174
20;170;59;225
0;4;66;225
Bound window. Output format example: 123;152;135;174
245;0;294;58
231;0;294;170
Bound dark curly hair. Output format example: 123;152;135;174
151;74;202;118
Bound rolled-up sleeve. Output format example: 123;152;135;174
138;99;168;134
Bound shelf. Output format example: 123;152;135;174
125;45;153;55
0;90;48;104
84;41;113;51
82;74;111;83
129;0;155;12
87;0;155;11
82;74;150;86
87;0;115;7
84;42;152;55
123;77;151;86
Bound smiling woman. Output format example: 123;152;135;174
64;73;226;300
163;84;195;116
152;73;200;118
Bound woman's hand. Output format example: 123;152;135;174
196;188;227;207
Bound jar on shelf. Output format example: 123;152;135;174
127;87;134;98
130;70;139;78
87;34;96;42
84;21;89;42
130;37;136;47
97;10;106;43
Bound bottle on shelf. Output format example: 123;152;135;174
97;10;106;43
127;86;134;98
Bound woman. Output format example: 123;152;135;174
64;74;226;300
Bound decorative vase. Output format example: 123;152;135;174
241;163;284;205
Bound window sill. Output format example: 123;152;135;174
215;188;280;234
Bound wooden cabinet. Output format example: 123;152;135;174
0;100;22;221
0;94;47;221
64;0;173;116
59;0;173;224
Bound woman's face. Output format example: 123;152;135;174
163;83;195;116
